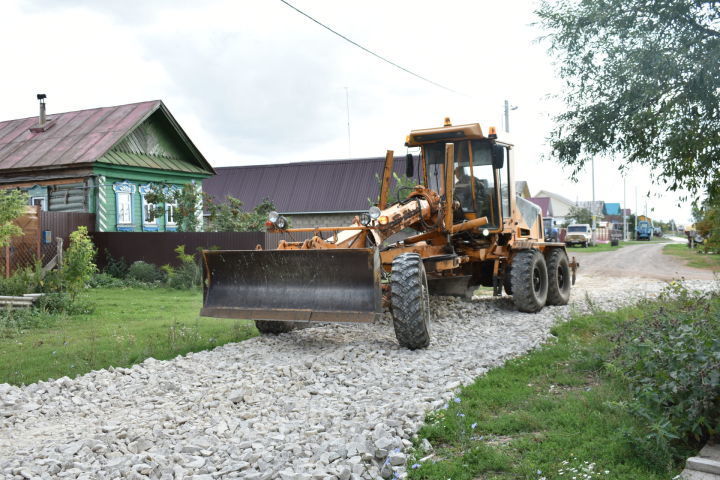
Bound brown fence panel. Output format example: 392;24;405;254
40;212;96;246
92;232;266;269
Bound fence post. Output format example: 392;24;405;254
57;237;64;268
4;245;9;278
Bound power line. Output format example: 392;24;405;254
278;0;465;96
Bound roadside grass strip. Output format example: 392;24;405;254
407;287;719;479
0;287;256;385
663;243;720;271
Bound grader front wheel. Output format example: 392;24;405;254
510;250;548;313
390;253;431;349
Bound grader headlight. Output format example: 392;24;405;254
368;206;381;220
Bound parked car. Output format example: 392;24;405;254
565;224;592;248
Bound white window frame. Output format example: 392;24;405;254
30;196;46;211
139;184;158;231
112;181;136;231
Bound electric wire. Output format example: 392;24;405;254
278;0;466;96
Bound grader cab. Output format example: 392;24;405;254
201;119;578;348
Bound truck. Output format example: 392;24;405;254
565;224;592;248
200;119;578;349
636;219;653;240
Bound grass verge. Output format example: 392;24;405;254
663;243;720;271
407;299;704;479
0;287;256;385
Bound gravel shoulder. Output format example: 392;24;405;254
1;277;716;480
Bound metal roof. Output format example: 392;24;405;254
202;157;414;213
0;100;213;175
528;197;553;217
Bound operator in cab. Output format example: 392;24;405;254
454;166;487;218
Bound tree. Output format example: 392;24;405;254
63;226;97;299
565;206;593;226
144;183;203;232
369;173;418;206
0;189;28;247
205;196;277;232
536;0;720;200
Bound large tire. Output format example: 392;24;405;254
545;249;571;306
510;250;548;313
390;253;431;349
255;320;297;334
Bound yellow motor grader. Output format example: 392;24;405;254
201;119;578;349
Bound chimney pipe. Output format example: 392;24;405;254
37;93;47;126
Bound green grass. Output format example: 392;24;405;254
0;288;257;385
663;243;720;271
407;305;683;480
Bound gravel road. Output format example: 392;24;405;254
1;274;716;479
570;241;716;281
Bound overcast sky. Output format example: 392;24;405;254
0;0;695;223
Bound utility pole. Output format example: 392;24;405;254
503;100;518;133
623;176;627;241
635;186;638;240
591;157;596;245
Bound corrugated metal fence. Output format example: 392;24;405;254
92;232;266;269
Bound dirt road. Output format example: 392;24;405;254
570;241;716;282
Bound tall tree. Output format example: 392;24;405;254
536;0;720;199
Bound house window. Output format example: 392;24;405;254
139;185;158;231
112;181;136;231
30;197;46;211
166;202;177;230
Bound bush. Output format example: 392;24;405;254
34;292;93;315
609;282;720;461
0;264;42;296
164;245;201;289
127;261;164;283
63;227;97;299
104;250;129;279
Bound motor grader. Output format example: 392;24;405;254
201;119;578;349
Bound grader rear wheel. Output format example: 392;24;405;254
510;250;548;313
545;249;571;306
390;253;431;349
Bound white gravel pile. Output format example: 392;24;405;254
0;278;715;480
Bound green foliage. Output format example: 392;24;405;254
536;0;720;199
63;227;97;300
164;245;201;289
126;261;164;283
609;283;720;460
694;197;720;252
369;172;418;206
0;189;28;247
103;249;129;279
0;263;43;296
565;206;593;226
144;182;203;232
205;196;278;232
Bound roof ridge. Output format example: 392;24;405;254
215;156;409;170
0;99;162;124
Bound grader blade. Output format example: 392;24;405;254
201;248;382;323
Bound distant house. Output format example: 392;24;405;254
577;200;605;221
203;157;410;228
528;197;553;217
0;98;215;232
534;190;575;225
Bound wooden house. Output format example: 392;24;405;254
0;98;215;232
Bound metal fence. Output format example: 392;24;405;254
92;231;266;269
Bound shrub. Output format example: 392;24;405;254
164;245;201;289
104;249;129;279
0;264;43;296
34;292;93;315
63;227;97;299
609;282;720;461
127;261;163;283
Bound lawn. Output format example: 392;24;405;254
406;297;705;480
0;287;257;386
663;243;720;271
